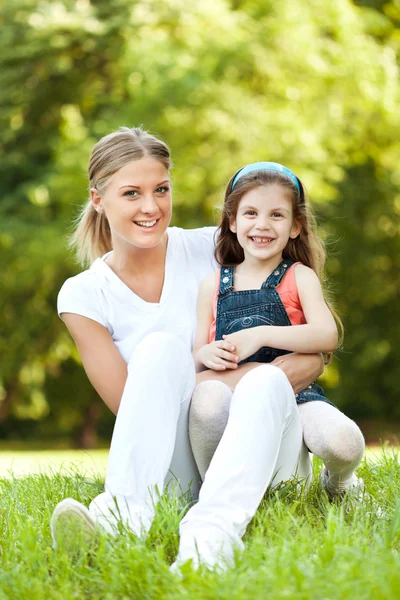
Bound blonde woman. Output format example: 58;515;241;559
51;127;364;569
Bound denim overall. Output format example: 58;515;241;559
215;258;334;406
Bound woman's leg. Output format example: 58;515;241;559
52;332;200;543
189;381;232;480
298;401;365;495
175;365;311;569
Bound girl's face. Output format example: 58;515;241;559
90;157;172;251
230;184;301;264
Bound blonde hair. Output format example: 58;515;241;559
215;169;343;362
70;127;171;266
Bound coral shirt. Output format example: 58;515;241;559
208;263;306;343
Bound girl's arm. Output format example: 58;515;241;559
62;313;128;415
197;353;324;393
193;273;239;373
223;265;338;361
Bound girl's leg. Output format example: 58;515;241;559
175;365;311;568
52;332;200;542
298;401;365;495
189;381;232;480
190;391;364;496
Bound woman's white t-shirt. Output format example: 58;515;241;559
57;226;217;364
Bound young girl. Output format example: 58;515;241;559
190;162;365;499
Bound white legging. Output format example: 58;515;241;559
88;332;310;567
189;380;365;492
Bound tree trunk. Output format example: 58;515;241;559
0;381;19;423
76;401;102;449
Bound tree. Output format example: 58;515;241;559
0;0;399;443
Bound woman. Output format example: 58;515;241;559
51;127;360;569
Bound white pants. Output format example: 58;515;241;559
89;332;310;561
89;332;200;535
177;364;310;566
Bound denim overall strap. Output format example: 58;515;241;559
218;266;235;295
262;258;295;289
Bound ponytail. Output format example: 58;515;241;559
69;201;112;267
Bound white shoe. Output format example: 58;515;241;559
51;498;98;555
319;469;385;517
171;526;243;573
320;468;365;500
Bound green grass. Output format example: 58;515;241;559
0;450;399;599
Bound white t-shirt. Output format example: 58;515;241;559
57;226;218;364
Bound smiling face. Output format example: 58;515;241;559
229;184;301;265
90;156;172;251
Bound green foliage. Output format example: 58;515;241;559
0;0;399;440
0;455;399;597
321;162;400;416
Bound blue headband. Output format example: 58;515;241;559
231;162;301;194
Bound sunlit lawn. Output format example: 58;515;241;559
0;445;387;478
0;449;109;478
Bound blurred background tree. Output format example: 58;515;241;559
0;0;399;446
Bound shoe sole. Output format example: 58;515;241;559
51;498;97;554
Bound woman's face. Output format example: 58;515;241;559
91;157;172;250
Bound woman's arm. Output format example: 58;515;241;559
271;352;324;394
192;273;239;372
223;265;338;360
62;313;128;415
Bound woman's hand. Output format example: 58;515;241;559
196;340;239;371
222;329;263;363
271;352;324;394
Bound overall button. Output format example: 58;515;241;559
222;276;229;283
283;263;287;267
224;268;229;273
274;270;280;276
241;317;253;326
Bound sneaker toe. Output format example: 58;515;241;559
51;498;98;555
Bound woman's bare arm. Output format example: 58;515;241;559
62;313;128;415
271;352;324;394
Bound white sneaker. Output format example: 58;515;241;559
320;469;385;517
320;468;365;500
51;498;98;555
171;526;243;573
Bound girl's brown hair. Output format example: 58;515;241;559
214;169;343;360
70;127;171;266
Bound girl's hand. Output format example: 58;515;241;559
197;340;239;371
222;329;263;362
